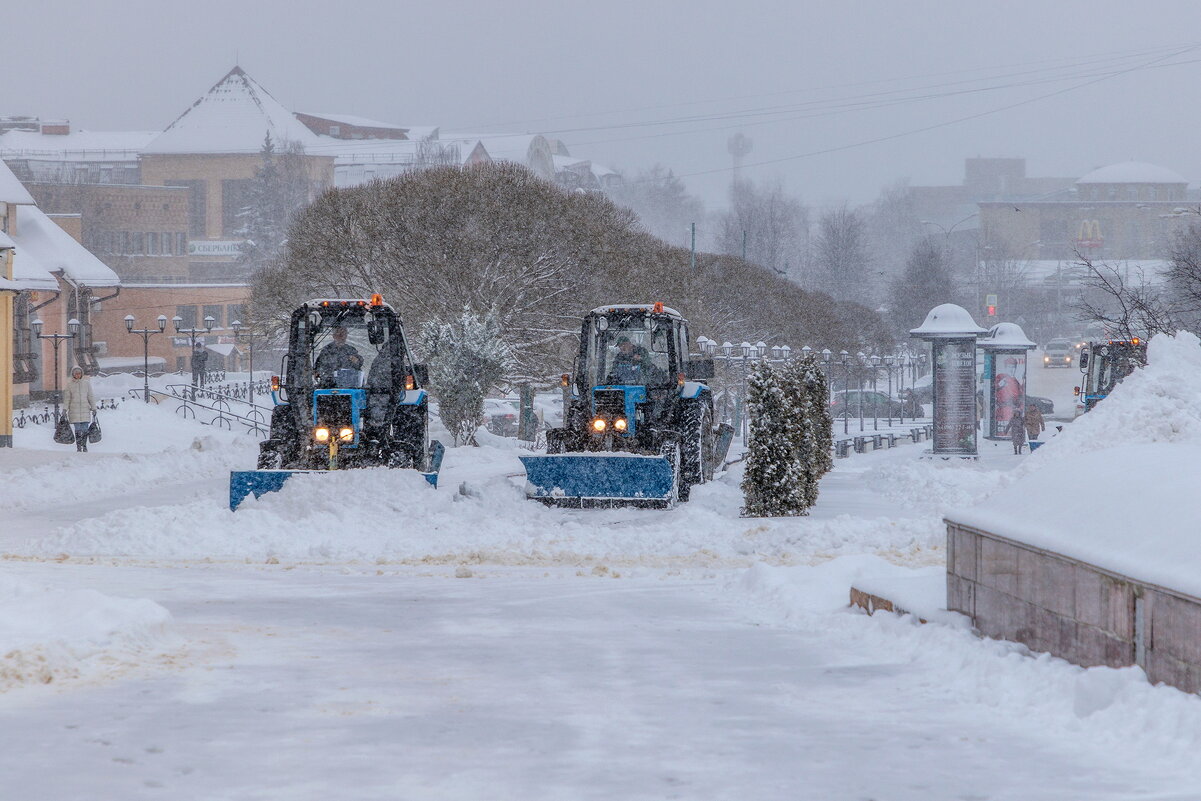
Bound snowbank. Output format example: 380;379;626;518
0;573;175;691
949;332;1201;595
24;444;943;567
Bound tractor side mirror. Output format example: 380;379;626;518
1078;352;1089;369
367;319;385;345
413;363;430;386
686;358;715;381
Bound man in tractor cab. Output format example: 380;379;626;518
315;325;361;387
611;337;647;384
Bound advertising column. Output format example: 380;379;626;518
910;304;986;458
978;323;1036;441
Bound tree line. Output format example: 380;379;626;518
251;162;891;382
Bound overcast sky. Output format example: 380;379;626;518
9;1;1201;212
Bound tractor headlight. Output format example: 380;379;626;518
613;417;628;432
314;427;331;442
338;427;354;443
591;417;607;432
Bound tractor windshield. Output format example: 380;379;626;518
587;316;672;387
304;309;397;390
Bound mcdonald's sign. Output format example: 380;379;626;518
1076;219;1104;249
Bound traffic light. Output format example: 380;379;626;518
987;305;997;316
985;293;998;317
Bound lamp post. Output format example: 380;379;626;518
839;350;850;434
173;314;215;389
123;314;167;403
856;351;867;432
884;354;895;426
228;321;261;408
870;354;881;430
31;317;80;422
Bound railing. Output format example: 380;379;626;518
126;379;272;436
12;398;123;429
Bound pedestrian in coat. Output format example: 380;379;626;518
191;343;209;388
1009;408;1027;455
62;366;96;452
1025;404;1045;442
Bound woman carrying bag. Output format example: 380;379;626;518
63;366;97;452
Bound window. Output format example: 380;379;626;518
204;305;224;328
176;305;198;329
131;232;144;254
166;180;206;237
227;304;246;325
147;232;160;255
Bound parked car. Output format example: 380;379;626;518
482;398;520;437
830;390;905;419
1042;338;1075;368
1026;394;1054;415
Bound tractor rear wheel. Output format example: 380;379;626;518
679;401;712;502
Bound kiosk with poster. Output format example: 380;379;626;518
910;304;986;457
978;322;1036;441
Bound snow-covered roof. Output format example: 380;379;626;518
10;240;58;291
0;159;35;204
297;112;408;131
144;67;322;156
990;259;1173;285
12;205;118;288
1076;161;1187;185
979;322;1035;350
909;304;985;338
0;129;156;161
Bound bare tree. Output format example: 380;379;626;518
715;178;809;280
1073;252;1181;340
812;204;869;302
888;238;958;335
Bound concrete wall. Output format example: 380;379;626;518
946;520;1201;694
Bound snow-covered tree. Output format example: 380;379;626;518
238;134;312;278
812;204;870;302
715;178;809;281
782;354;834;509
888;238;959;336
741;360;808;517
421;308;515;446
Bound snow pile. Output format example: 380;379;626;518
729;558;1201;773
1028;331;1201;462
25;445;942;567
950;331;1201;594
861;457;1014;516
0;572;174;691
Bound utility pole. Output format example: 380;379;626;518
690;222;696;271
742;229;747;261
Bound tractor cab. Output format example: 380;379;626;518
565;303;712;452
255;296;436;476
523;302;727;508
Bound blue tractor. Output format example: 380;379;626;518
519;303;733;507
229;295;443;509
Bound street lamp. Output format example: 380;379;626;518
839;350;850;434
884;354;895;426
173;314;216;387
229;320;262;405
856;351;867;432
31;317;80;422
124;314;167;403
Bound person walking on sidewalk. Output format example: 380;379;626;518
1025;404;1045;443
63;366;96;452
1009;408;1027;455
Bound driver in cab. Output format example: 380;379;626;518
316;325;362;387
611;336;649;385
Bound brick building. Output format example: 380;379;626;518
139;67;334;282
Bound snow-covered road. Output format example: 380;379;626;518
3;382;1201;799
1;562;1193;801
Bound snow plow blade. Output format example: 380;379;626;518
518;453;676;507
229;440;445;511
